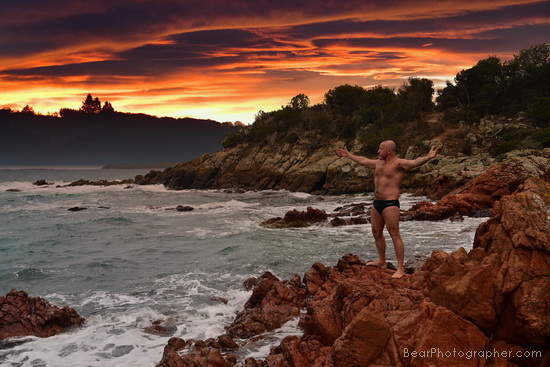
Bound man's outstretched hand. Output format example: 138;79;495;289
336;146;350;157
428;146;439;159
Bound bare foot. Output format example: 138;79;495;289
391;269;405;278
366;260;386;268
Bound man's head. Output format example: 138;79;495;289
377;140;396;159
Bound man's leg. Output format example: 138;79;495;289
382;206;405;278
367;206;387;267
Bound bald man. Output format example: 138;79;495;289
336;140;438;278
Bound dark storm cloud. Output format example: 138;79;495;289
0;0;369;57
284;1;550;40
1;0;546;62
2;27;309;78
313;19;549;55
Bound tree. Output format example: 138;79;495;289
502;42;550;110
21;105;35;114
288;94;310;110
80;93;101;114
324;84;368;118
399;78;434;110
456;56;503;115
102;101;115;114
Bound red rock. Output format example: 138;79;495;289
157;337;239;367
226;271;306;339
260;206;328;228
331;307;391;367
143;318;177;336
426;178;549;349
403;155;550;221
0;289;85;339
389;301;489;367
217;335;239;350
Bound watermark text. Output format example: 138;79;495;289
403;348;542;360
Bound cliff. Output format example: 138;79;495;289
135;112;548;198
156;177;550;367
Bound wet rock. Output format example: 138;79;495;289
176;205;194;212
5;189;21;192
67;206;87;212
226;272;307;339
217;335;239;350
260;206;328;228
210;297;229;304
143;319;177;337
156;336;238;367
242;277;260;291
331;202;370;216
0;289;85;339
329;216;369;227
65;178;134;187
33;180;52;186
67;206;88;212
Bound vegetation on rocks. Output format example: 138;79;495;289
223;43;550;158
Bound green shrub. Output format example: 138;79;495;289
222;132;244;148
532;128;550;147
529;97;550;128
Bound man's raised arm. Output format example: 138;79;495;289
336;146;377;168
399;146;439;171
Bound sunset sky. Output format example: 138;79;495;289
1;0;548;124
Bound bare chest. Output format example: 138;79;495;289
374;161;404;179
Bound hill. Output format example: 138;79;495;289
0;110;243;166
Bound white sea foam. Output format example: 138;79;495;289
240;316;303;360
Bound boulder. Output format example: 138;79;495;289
0;289;85;339
65;178;134;187
33;180;52;186
68;206;87;211
226;272;307;339
156;336;239;367
260;206;328;228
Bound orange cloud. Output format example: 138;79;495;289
0;0;548;123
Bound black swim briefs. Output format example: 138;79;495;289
373;199;400;214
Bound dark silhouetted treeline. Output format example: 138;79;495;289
0;99;243;166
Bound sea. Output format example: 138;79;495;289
0;167;486;367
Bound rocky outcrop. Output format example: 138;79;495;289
135;141;370;194
422;178;550;363
0;289;85;339
135;124;549;198
156;177;549;366
156;336;241;367
64;178;135;187
260;206;328;228
402;153;550;221
226;272;307;338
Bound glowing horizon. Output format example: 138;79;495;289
1;0;548;124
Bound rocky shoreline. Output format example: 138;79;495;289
1;150;549;366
